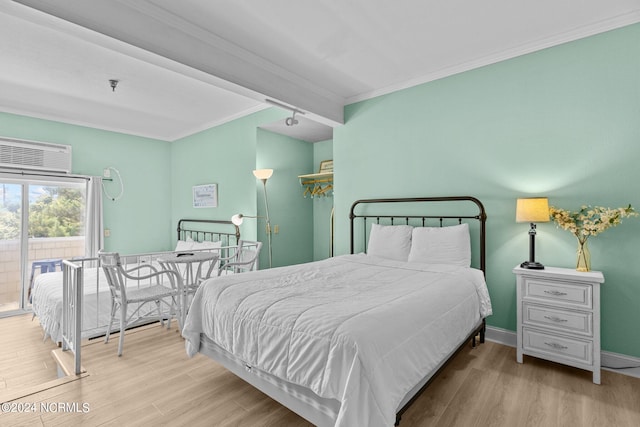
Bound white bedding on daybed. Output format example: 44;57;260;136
32;265;161;343
183;253;492;427
33;266;102;342
32;247;224;343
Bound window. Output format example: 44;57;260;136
0;177;86;314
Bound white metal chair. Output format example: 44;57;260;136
99;251;183;356
217;240;263;275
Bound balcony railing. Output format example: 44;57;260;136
0;236;84;311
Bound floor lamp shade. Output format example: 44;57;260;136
253;169;273;181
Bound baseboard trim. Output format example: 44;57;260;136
601;352;640;379
485;326;640;379
485;325;517;348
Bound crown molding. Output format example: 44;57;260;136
346;10;640;105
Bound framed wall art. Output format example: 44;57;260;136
193;184;218;208
319;159;333;173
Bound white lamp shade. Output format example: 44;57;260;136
253;169;273;180
231;214;244;226
516;198;550;223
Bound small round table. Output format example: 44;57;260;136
157;251;219;326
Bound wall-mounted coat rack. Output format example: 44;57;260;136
300;159;334;258
298;171;333;198
299;159;333;199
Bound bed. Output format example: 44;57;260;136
182;196;492;427
31;219;240;342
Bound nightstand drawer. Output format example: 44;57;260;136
523;278;592;309
523;303;592;336
522;327;593;365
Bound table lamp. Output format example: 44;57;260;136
516;197;549;269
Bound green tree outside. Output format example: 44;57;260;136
0;186;84;239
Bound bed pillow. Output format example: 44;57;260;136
367;223;413;261
408;223;471;267
191;240;222;251
174;239;194;252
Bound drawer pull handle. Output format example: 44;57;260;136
544;290;568;296
544;315;568;323
544;342;568;350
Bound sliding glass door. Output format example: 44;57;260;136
0;177;86;315
0;182;23;313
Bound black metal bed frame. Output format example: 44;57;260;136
176;218;240;247
348;196;488;425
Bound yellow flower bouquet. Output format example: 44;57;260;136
549;204;638;271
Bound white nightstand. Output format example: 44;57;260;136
513;265;605;384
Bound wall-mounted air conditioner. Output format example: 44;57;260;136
0;137;72;174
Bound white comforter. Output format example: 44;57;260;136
183;254;492;427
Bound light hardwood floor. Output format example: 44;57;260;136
0;314;59;395
2;317;640;427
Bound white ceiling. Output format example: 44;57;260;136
2;1;640;143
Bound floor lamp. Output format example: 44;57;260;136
231;169;273;268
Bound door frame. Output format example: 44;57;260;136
0;172;87;316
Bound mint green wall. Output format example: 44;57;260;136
171;112;314;268
4;23;640;359
0;112;172;253
313;139;334;260
170;109;310;259
256;129;313;268
334;24;640;358
171;109;287;245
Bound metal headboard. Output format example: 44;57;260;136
349;196;487;273
177;219;241;247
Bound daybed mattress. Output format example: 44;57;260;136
183;253;492;427
32;265;166;342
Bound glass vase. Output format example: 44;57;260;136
576;238;591;272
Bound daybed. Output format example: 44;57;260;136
31;219;239;342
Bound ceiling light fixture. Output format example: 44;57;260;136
265;98;304;127
285;111;299;127
109;79;119;92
